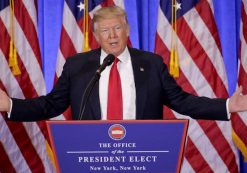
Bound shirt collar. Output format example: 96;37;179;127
100;47;130;64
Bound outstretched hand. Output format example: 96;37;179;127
0;89;10;112
229;86;247;113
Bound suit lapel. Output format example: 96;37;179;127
129;48;148;119
89;81;101;120
88;49;101;120
87;48;149;120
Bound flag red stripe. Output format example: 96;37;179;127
177;17;228;97
6;122;45;173
76;16;100;50
60;26;77;58
232;113;247;145
185;138;214;173
242;1;247;43
156;34;219;169
0;142;16;173
155;33;170;64
0;64;46;172
199;120;239;172
163;106;176;119
14;0;42;68
155;34;198;95
0;19;39;98
1;1;54;172
238;64;247;94
1;17;51;170
88;17;100;49
175;70;238;171
195;0;222;53
176;69;238;171
174;61;238;171
155;33;238;171
36;121;49;142
101;0;115;7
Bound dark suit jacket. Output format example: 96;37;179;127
10;48;228;121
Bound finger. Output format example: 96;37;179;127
235;86;243;95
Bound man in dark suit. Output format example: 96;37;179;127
0;6;246;121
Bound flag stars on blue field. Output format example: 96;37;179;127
77;2;84;11
174;2;182;10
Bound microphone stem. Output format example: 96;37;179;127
78;73;100;120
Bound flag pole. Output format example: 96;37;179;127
170;0;179;78
83;0;89;52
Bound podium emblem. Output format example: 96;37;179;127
108;124;126;140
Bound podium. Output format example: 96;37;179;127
47;120;188;173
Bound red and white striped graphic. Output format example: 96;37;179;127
232;0;247;161
55;0;125;120
0;0;55;172
155;0;239;172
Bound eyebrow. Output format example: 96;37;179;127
99;24;124;29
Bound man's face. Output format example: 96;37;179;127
93;16;129;56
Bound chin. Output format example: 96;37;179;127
109;50;121;56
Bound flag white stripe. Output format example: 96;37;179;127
89;5;101;18
56;49;66;77
0;50;55;172
157;8;216;98
50;114;66;120
216;121;240;161
240;21;247;72
0;115;31;173
157;3;239;171
63;2;84;53
181;157;196;173
0;50;25;98
238;112;247;124
207;0;214;15
22;0;38;31
0;1;55;172
186;6;238;159
114;0;125;9
156;7;172;49
23;123;56;173
0;7;46;96
244;0;247;14
173;112;229;172
184;8;228;89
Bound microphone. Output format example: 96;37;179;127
78;54;115;120
96;54;115;75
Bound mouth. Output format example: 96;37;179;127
109;41;118;47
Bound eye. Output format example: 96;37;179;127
101;29;109;34
115;26;122;30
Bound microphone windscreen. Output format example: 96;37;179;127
104;54;115;66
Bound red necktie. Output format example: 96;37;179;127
107;58;123;120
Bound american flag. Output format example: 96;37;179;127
232;0;247;162
155;0;240;172
55;0;126;120
0;0;55;172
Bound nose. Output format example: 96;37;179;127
109;28;117;38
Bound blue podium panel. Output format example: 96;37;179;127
47;120;188;173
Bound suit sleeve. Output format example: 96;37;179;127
9;59;72;121
156;57;228;121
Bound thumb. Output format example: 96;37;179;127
235;86;243;96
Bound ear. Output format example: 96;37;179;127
126;24;130;37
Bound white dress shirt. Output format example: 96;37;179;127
99;47;136;120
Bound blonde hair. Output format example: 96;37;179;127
92;6;128;32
